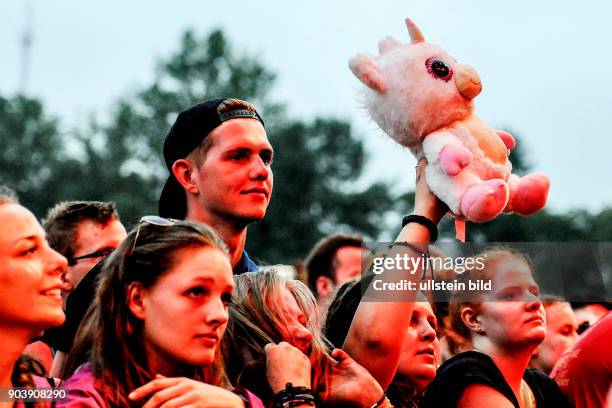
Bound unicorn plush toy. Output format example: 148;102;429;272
350;18;549;231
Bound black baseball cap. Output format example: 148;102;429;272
159;98;265;219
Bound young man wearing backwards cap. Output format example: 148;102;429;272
159;98;273;274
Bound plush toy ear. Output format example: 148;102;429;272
378;36;400;54
348;53;387;94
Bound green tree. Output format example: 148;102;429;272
68;29;396;263
62;29;280;227
0;94;79;216
248;118;394;262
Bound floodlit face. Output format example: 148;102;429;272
574;304;607;330
192;118;273;223
0;203;67;332
136;246;233;371
63;218;127;303
477;257;546;349
333;246;363;285
281;287;313;355
532;302;578;374
396;302;438;392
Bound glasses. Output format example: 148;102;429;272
130;215;178;253
67;247;116;266
577;320;591;335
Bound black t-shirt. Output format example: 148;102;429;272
422;351;572;408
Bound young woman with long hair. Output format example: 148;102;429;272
58;217;261;407
224;270;387;407
422;248;571;407
0;189;67;408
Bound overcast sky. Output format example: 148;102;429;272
1;0;611;212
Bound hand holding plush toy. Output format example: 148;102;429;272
350;18;549;227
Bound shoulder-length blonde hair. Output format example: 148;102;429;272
224;270;331;403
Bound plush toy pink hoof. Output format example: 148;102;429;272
511;173;550;215
460;179;509;222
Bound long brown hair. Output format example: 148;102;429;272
62;220;230;407
223;270;331;404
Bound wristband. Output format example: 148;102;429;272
401;214;438;242
272;383;315;408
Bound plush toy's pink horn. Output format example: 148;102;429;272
405;18;425;43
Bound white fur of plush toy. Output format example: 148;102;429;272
349;18;549;223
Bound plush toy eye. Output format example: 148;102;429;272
425;57;453;82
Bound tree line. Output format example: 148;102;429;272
1;29;610;264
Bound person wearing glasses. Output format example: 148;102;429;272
0;186;67;406
57;216;263;407
158;98;272;274
38;201;126;378
43;200;127;305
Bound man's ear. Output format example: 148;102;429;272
316;276;336;300
461;306;482;333
172;159;199;194
127;282;147;320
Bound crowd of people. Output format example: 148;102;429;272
1;98;610;408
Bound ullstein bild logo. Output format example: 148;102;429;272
361;242;611;303
371;278;492;292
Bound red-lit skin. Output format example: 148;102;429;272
334;246;363;284
280;288;313;356
0;204;67;331
188;119;273;225
461;257;546;407
276;288;387;408
0;203;67;389
62;218;127;305
179;118;273;268
531;302;578;374
128;247;233;376
317;246;364;307
342;159;448;390
395;302;439;392
574;304;608;328
474;258;546;351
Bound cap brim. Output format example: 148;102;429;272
159;175;187;219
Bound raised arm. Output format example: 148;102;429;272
342;159;446;389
